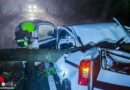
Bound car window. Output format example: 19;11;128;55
38;25;54;41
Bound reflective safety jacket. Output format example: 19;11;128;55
16;37;29;48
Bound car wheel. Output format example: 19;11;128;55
62;79;71;90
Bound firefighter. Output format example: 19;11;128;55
15;21;36;79
15;20;57;77
15;21;35;48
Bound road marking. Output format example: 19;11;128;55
45;62;57;90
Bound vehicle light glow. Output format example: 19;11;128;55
28;5;32;9
83;67;89;74
78;60;90;86
27;5;38;20
33;5;37;9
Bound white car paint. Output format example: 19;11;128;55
30;20;130;89
56;48;130;89
56;21;130;89
68;23;130;46
38;38;56;46
97;68;130;87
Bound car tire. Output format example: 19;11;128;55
62;78;71;90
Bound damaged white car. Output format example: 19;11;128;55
55;18;130;90
29;18;130;90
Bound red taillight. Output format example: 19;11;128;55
78;60;90;86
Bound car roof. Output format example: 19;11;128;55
67;23;130;45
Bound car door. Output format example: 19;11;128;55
57;27;77;50
34;22;57;49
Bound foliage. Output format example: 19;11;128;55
80;0;130;17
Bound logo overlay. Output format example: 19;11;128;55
0;76;15;89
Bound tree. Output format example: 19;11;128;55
0;49;66;62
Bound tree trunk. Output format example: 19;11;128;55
0;49;66;62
